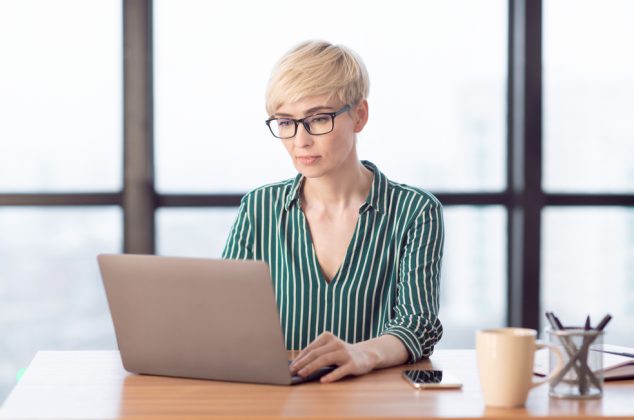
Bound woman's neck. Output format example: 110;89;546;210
301;160;373;212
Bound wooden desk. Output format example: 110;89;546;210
1;350;632;419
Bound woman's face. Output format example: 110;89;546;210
272;94;368;180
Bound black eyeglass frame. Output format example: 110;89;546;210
265;104;352;139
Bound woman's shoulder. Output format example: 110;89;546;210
363;161;441;212
384;179;443;217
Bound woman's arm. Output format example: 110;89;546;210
222;196;254;260
380;199;444;362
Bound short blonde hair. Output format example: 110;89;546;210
265;41;370;116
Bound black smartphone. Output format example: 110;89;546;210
401;369;463;389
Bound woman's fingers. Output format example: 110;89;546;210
290;332;337;371
297;349;346;378
320;364;352;383
291;341;340;374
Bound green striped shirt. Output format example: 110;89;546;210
222;161;443;362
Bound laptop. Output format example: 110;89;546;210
97;254;335;385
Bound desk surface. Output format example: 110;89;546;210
1;350;633;420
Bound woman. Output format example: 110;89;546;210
223;41;444;383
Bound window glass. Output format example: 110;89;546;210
155;0;506;193
157;208;239;258
543;0;634;192
0;0;122;192
0;207;121;403
542;207;634;347
438;206;507;348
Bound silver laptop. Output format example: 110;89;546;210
97;254;334;385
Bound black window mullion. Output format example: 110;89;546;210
123;0;155;254
0;193;122;206
507;0;543;330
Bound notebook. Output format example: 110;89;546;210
534;344;634;381
97;254;335;385
591;345;634;380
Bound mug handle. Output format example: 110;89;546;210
530;341;564;389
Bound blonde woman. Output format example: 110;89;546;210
223;41;444;383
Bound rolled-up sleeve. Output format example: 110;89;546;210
382;200;444;363
222;196;254;260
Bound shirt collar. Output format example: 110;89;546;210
284;172;305;211
284;160;388;215
360;160;388;215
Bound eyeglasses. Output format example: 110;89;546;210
265;104;352;139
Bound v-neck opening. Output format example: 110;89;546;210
299;208;361;286
292;161;378;286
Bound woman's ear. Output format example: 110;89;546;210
353;99;369;133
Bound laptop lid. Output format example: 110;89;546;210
98;254;294;385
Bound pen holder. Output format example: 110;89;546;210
547;328;604;399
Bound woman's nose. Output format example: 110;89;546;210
293;123;314;147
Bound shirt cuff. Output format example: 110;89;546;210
381;325;423;363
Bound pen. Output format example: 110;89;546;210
596;314;612;331
578;314;592;394
545;311;558;330
552;313;565;330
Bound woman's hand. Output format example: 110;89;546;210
289;332;381;383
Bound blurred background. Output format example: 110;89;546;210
1;0;633;403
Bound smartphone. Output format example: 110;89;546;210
402;369;463;389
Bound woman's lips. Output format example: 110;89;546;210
296;156;320;165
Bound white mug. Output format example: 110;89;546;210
476;328;563;408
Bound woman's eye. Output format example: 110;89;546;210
311;116;329;124
277;119;293;127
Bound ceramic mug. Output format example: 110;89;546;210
476;328;563;408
